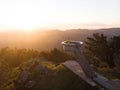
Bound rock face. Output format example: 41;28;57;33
14;58;54;90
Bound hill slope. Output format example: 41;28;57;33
0;28;120;50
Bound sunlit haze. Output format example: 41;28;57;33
0;0;120;32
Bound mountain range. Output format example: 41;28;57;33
0;28;120;50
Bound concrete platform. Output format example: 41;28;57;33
63;60;120;90
62;60;97;86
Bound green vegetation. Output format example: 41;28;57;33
85;33;120;79
85;33;120;68
0;53;96;90
0;33;120;90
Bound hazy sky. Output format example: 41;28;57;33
0;0;120;31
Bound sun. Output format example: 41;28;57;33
22;25;35;32
11;21;38;32
23;29;34;32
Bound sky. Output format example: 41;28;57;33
0;0;120;31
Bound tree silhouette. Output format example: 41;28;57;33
85;33;115;68
110;35;120;67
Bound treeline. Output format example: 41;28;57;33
85;33;120;79
85;33;120;69
0;48;74;68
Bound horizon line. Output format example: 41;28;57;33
0;27;120;33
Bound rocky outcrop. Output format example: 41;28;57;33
14;58;54;90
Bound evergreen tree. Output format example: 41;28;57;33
110;35;120;67
85;33;115;68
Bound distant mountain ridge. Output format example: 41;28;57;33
0;28;120;50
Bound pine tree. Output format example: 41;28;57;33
85;33;115;68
